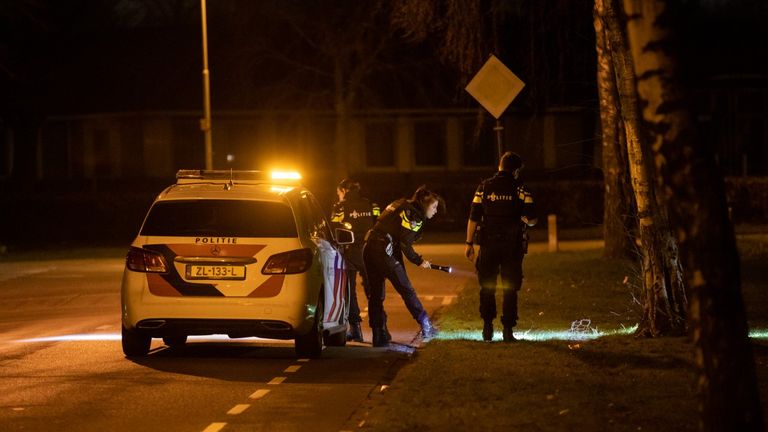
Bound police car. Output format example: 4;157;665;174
120;170;353;358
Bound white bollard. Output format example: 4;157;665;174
548;214;558;252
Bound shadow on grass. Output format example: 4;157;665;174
537;336;695;371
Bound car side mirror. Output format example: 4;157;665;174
334;228;354;245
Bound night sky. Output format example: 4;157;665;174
3;1;766;117
1;1;588;115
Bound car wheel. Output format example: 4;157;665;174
295;293;324;358
324;328;347;347
122;325;151;357
162;335;187;348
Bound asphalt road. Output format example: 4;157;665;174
0;244;469;432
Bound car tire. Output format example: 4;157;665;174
324;328;347;347
122;325;151;357
162;335;187;348
295;293;324;358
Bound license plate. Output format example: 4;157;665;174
186;264;246;280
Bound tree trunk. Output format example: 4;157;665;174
623;1;764;429
597;0;686;336
594;0;635;260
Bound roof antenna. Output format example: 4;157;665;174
225;168;234;190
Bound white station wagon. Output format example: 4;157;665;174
121;170;353;358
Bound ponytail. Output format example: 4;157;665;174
411;185;441;209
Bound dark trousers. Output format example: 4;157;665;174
476;238;524;328
363;234;426;328
344;245;369;324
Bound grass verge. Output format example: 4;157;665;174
362;237;768;431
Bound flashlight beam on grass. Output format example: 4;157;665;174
430;264;452;273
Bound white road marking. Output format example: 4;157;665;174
360;312;368;319
441;295;456;305
423;295;435;301
268;376;286;385
297;358;310;362
227;404;250;415
202;423;226;432
284;365;301;373
249;389;270;399
17;334;121;342
0;266;55;282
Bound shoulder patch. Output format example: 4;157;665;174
472;190;483;204
400;210;423;232
331;210;344;222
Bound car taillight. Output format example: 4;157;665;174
261;248;313;274
126;247;168;273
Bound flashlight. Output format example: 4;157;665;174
430;264;452;273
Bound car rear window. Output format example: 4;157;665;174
140;199;298;237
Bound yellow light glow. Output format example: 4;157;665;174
433;326;768;342
271;171;302;180
270;186;294;194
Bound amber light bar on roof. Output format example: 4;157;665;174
270;171;302;180
175;169;302;185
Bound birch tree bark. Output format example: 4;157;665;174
623;1;763;429
596;0;686;336
593;0;635;260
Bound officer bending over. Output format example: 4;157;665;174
465;152;537;342
331;179;380;343
364;186;441;347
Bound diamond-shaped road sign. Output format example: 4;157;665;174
465;55;525;119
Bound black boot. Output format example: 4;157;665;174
482;320;494;342
372;327;389;347
419;315;439;341
383;321;392;341
503;326;517;342
346;322;363;342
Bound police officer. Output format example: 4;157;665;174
330;179;380;342
364;186;441;347
465;152;537;342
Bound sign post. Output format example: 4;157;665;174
200;0;213;170
465;55;525;162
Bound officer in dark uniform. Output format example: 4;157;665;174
330;179;380;342
363;186;441;347
465;152;537;342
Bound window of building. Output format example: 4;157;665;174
365;122;395;167
120;119;144;177
461;118;496;167
413;121;446;167
0;122;11;177
41;122;70;178
92;129;111;177
173;119;204;172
